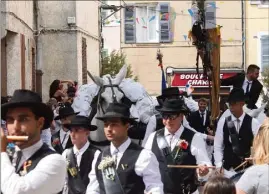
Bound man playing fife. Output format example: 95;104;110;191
1;89;66;194
145;99;212;194
62;115;100;194
86;102;164;194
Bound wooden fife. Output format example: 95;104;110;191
7;136;29;142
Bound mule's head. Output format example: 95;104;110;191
90;65;127;107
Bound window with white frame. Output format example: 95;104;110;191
260;34;269;71
124;3;171;44
135;5;159;43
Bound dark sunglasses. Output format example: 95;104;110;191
161;113;179;120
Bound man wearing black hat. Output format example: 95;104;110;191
142;87;196;146
144;98;212;194
62;115;100;194
51;103;79;154
214;88;261;178
86;103;163;194
1;89;66;194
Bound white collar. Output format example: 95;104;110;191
199;110;206;115
15;139;43;160
245;77;253;84
231;112;245;122
60;128;70;135
110;138;131;155
164;125;185;137
73;141;90;155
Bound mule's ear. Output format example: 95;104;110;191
92;76;104;86
87;70;103;86
115;64;127;84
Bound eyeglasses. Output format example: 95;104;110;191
162;114;179;120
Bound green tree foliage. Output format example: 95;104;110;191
261;67;269;103
101;50;138;81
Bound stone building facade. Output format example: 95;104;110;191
1;1;101;101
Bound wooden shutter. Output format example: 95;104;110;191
191;2;216;29
205;2;216;29
261;35;269;71
32;47;36;91
159;2;171;43
260;0;269;5
36;70;43;97
124;6;136;43
1;37;7;96
21;34;26;89
82;37;87;84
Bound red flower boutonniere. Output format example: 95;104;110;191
52;138;60;147
179;140;188;150
174;140;189;160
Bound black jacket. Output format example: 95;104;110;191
221;73;263;109
188;110;211;134
51;130;73;154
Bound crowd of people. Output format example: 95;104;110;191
1;64;268;194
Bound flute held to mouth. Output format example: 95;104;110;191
7;136;29;142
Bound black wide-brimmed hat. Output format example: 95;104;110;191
157;87;182;99
96;102;137;124
64;115;97;131
227;87;248;103
54;104;79;120
156;87;187;104
1;89;53;129
155;98;189;114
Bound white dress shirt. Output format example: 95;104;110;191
62;141;101;194
60;129;70;149
1;139;66;194
62;141;100;167
242;77;252;94
86;138;164;194
214;112;261;177
199;110;207;126
142;115;207;147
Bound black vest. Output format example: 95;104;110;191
67;144;99;194
95;142;145;194
152;128;197;194
223;114;253;170
17;143;56;174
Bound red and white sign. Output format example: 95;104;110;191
172;72;237;87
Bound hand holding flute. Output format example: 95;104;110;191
1;127;8;152
1;127;29;152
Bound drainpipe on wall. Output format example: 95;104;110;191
99;6;103;76
241;0;246;71
33;0;43;97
